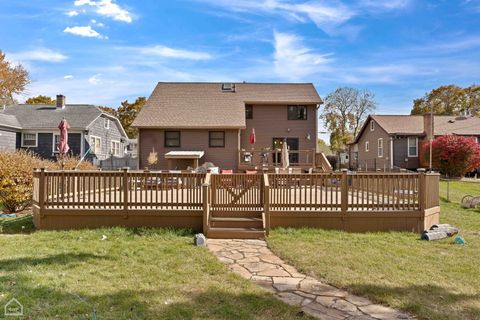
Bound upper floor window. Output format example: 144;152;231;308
22;133;37;147
165;131;181;147
377;138;383;157
408;137;418;157
245;105;253;119
209;131;225;148
365;141;369;152
287;105;307;120
370;121;375;131
104;118;110;129
90;136;101;154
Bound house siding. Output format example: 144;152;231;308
18;132;82;160
0;128;17;151
393;136;422;170
138;129;240;170
355;120;392;170
240;104;317;164
85;115;125;161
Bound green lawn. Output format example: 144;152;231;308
267;180;480;320
0;228;312;320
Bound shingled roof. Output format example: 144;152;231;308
0;113;22;129
353;114;480;143
132;82;322;129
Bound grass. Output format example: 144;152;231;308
267;180;480;320
0;228;313;320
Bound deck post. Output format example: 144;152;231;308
418;168;426;212
341;169;348;219
202;173;211;235
263;173;270;236
39;168;46;217
122;167;129;219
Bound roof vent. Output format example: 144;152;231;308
221;83;235;92
448;119;455;123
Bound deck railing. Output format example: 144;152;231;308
32;169;440;233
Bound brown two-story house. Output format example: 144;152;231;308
349;114;480;171
132;82;322;171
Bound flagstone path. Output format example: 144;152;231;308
208;239;413;320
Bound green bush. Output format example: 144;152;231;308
0;150;96;213
0;215;35;234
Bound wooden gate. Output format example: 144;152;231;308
210;174;264;213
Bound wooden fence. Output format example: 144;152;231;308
32;169;440;234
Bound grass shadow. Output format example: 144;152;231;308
0;253;109;271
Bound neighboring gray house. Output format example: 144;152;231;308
0;95;131;166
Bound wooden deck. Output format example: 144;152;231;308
32;170;440;238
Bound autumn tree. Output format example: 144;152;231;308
0;50;30;104
98;106;118;117
117;97;146;138
411;84;480;116
25;95;55;105
321;87;376;153
422;135;480;177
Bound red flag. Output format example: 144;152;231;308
249;128;256;145
57;118;70;155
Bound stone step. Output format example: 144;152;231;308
210;217;263;229
207;227;265;239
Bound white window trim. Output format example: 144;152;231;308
365;141;369;152
52;133;61;154
408;137;418;157
21;132;38;148
104;118;110;129
90;135;102;154
110;140;121;157
378;138;383;158
370;121;374;131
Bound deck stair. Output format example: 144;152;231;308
207;210;265;239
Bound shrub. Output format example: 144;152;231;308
0;151;96;213
422;135;480;177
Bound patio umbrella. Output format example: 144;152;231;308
57;118;70;170
281;139;289;169
249;128;256;149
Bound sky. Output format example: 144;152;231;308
1;0;480;130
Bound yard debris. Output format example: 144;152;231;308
421;224;459;241
100;235;108;241
454;235;466;245
194;233;207;246
461;195;480;208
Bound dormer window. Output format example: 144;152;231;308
370;121;374;131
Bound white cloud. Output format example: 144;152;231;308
66;10;79;16
7;48;68;63
360;0;410;10
74;0;133;23
273;31;332;80
126;45;213;60
88;73;102;84
64;75;74;79
63;26;105;39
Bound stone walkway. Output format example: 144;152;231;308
208;239;412;320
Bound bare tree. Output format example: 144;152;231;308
321;87;376;152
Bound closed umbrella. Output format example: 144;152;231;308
57;118;70;170
249;128;256;149
281;139;289;169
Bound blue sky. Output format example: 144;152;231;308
1;0;479;116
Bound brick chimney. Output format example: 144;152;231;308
423;112;434;140
56;94;65;109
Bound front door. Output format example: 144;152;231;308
272;138;299;164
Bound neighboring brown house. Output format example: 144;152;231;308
349;114;480;171
132;82;322;171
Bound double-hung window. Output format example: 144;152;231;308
287;105;307;120
209;131;225;148
164;131;181;147
111;140;121;156
90;136;102;154
365;141;369;152
22;133;37;147
408;137;418;157
377;138;383;157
